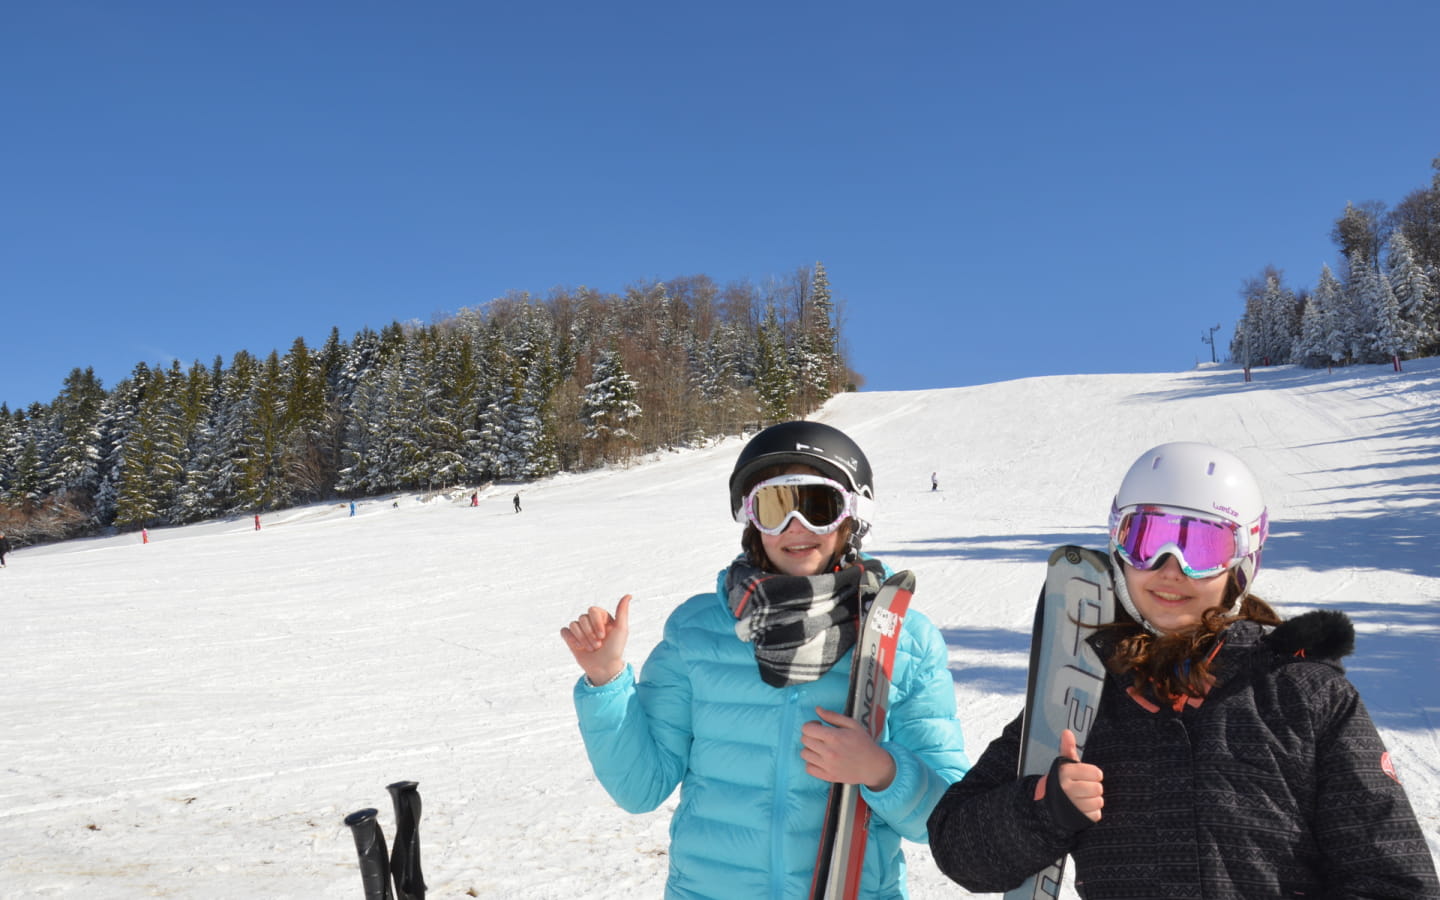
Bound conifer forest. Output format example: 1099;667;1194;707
1230;155;1440;370
0;264;849;544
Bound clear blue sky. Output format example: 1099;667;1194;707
4;1;1438;410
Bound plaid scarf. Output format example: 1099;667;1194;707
725;556;887;688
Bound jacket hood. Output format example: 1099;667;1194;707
1262;609;1355;661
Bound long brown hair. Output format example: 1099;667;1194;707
1104;570;1281;705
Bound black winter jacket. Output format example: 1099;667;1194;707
928;610;1439;899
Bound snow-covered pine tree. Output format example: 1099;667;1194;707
755;306;794;421
1260;275;1300;365
0;406;21;502
174;358;227;523
211;351;258;515
114;365;186;530
279;336;331;501
489;304;561;480
466;327;512;483
44;367;106;507
1388;232;1438;357
235;351;291;512
1367;262;1411;366
6;433;44;513
580;346;642;462
809;262;842;394
372;343;427;491
1342;251;1382;364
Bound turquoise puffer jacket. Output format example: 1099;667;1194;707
574;564;970;899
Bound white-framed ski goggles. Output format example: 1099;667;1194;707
738;474;869;536
1109;503;1265;579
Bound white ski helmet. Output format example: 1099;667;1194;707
1109;441;1269;632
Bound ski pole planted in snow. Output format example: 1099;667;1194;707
344;808;395;900
386;781;427;900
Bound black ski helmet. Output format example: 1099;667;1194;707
728;421;875;536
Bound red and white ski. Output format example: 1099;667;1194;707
809;569;914;900
1005;545;1114;900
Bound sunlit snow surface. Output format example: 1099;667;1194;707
3;361;1437;897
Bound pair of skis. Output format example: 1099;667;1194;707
810;569;915;900
1005;546;1114;900
344;780;427;900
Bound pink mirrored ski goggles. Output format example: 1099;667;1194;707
1109;504;1265;579
739;474;859;536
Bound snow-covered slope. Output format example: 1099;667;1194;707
3;361;1437;898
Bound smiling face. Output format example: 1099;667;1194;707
1121;554;1230;634
759;514;844;577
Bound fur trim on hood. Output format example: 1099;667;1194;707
1263;609;1356;661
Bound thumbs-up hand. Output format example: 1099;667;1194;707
560;594;632;686
1054;729;1104;823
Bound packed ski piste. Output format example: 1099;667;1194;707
6;363;1439;898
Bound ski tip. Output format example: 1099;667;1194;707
885;569;916;592
1048;544;1105;567
344;808;379;827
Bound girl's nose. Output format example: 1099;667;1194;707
1156;553;1185;577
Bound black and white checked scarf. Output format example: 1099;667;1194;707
725;556;886;688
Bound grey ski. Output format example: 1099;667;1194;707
1005;545;1114;900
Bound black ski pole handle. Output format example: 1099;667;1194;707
386;781;427;900
344;808;395;900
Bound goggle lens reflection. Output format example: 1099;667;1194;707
745;475;853;536
1112;507;1242;578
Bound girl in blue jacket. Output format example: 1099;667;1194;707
561;421;969;899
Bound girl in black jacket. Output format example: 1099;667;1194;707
927;441;1438;899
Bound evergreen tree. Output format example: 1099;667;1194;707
237;351;290;511
809;261;842;393
210;351;259;514
402;328;469;490
114;365;187;529
1332;200;1388;275
580;346;643;461
0;406;21;500
503;307;562;479
93;363;151;527
7;433;44;511
1388;232;1438;356
1367;264;1410;365
45;367;106;505
1260;275;1300;365
466;327;512;483
1293;265;1348;367
755;306;794;421
1341;252;1380;363
279;336;332;500
371;346;425;491
174;358;227;523
336;367;385;495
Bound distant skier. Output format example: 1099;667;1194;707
512;493;522;513
931;471;938;492
349;501;356;517
254;514;261;531
471;492;479;507
0;530;11;566
142;528;149;545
